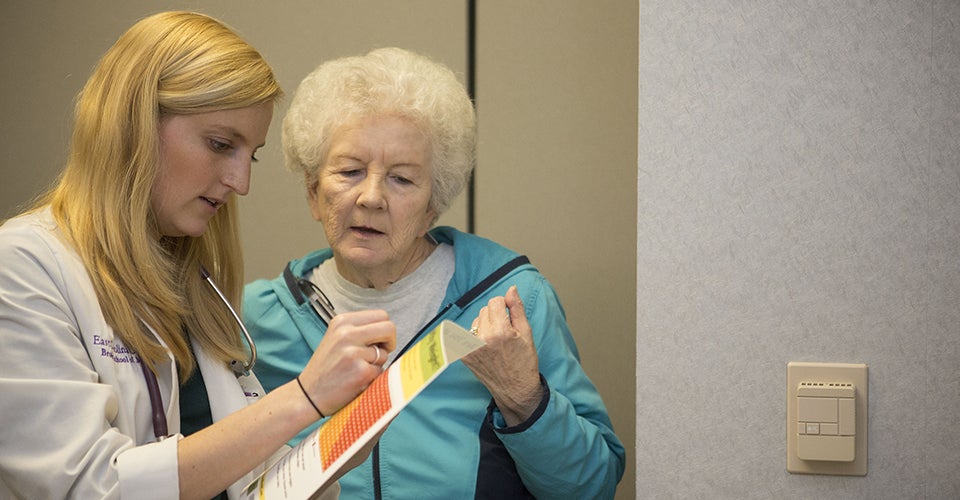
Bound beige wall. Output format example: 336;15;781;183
0;2;637;498
475;2;637;498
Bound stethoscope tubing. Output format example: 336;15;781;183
142;267;258;440
139;358;169;440
200;266;257;377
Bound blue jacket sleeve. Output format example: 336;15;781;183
491;275;626;499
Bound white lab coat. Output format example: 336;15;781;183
0;209;295;499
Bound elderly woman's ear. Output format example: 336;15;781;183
306;174;323;221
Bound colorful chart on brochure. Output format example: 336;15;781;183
317;323;445;467
241;320;484;500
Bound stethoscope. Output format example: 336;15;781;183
139;267;258;441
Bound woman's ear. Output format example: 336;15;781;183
306;172;323;221
420;205;438;236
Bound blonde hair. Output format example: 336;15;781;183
40;11;281;379
282;47;476;218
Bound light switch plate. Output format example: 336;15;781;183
786;361;868;476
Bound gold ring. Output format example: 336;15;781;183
469;326;479;336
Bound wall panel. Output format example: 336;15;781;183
638;1;960;496
476;2;638;498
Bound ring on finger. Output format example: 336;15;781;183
372;345;381;364
469;326;479;336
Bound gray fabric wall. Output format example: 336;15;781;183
638;1;960;497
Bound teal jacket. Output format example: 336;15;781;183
243;227;625;499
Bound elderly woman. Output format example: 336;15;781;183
243;47;625;499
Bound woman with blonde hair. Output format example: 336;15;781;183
0;11;393;499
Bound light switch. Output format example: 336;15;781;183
798;396;838;423
786;362;868;476
796;383;855;462
839;398;855;436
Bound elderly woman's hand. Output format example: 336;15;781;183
462;286;543;426
297;309;397;417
